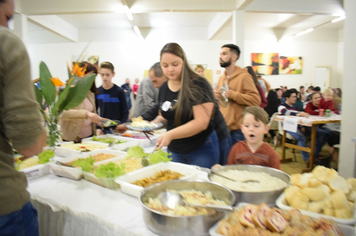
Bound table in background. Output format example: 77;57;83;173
275;115;341;173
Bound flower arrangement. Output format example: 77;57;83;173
34;61;96;147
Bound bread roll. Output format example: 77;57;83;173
290;192;309;210
335;208;352;219
313;166;338;183
285;186;301;205
347;178;356;191
301;188;326;202
347;190;356;202
290;174;301;186
328;175;351;194
323;208;335;217
331;191;349;209
297;173;314;188
308;177;322;188
308;201;326;213
316;184;332;196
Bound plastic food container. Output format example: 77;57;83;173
20;163;50;180
49;150;126;180
54;141;109;157
49;163;83;180
209;202;356;235
276;192;356;225
83;172;119;189
115;162;204;198
82;135;139;152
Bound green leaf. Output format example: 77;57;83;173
94;162;126;178
39;61;56;106
126;146;147;159
72;157;95;172
38;150;55;164
33;84;43;106
62;73;95;110
148;149;172;164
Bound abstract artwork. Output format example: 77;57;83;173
251;53;279;75
279;56;303;74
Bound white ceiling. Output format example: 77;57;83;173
13;0;345;44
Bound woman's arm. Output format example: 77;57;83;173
156;102;214;149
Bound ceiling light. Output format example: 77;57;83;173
133;26;141;36
295;28;314;36
332;16;346;23
123;5;133;21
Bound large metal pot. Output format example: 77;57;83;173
208;165;290;206
139;179;235;236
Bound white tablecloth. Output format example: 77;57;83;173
28;175;158;236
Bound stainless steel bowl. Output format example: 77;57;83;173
208;165;290;206
139;179;235;236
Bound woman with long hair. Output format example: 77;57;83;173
153;43;219;168
246;66;268;108
59;62;101;141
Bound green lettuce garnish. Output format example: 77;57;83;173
94;162;126;178
126;146;147;159
72;157;95;172
148;149;172;165
91;136;126;144
38;150;55;164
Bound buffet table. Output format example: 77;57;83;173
275;115;341;172
27;145;176;236
28;174;158;236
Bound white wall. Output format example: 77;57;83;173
27;26;342;91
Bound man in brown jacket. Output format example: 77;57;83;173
214;44;261;145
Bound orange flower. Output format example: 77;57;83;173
71;62;87;77
50;77;64;87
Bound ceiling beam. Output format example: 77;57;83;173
27;15;78;42
207;12;232;40
236;0;254;10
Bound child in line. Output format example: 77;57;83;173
96;61;128;135
319;88;339;114
213;106;281;170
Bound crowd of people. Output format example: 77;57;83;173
0;0;344;233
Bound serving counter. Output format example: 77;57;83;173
28;174;158;236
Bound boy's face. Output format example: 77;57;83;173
323;93;333;101
100;68;114;84
241;114;269;145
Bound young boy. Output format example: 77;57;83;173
213;106;281;170
96;61;128;134
319;88;339;114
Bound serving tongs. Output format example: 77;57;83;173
56;161;73;168
193;166;237;182
194;166;260;184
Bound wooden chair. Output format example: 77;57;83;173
278;121;298;162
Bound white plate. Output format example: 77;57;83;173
276;192;356;225
115;162;205;198
124;122;164;131
209;202;356;236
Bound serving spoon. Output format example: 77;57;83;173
158;191;234;211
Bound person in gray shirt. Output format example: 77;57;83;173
133;62;166;117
